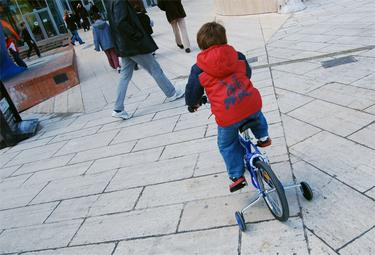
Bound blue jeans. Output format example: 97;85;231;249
217;112;269;179
71;30;83;44
114;54;176;111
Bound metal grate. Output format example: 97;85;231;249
247;57;259;64
321;56;357;68
53;73;68;84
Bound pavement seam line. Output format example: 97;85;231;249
291;155;375;202
42;201;62;224
237;229;242;255
26;181;51;206
67;218;86;247
110;242;119;255
132;186;145;210
260;18;313;254
336;224;375;252
284;111;375;150
175;203;185;233
304;227;339;254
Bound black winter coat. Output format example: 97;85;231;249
106;0;158;57
158;0;186;23
65;15;78;31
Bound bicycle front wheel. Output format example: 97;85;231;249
254;160;289;222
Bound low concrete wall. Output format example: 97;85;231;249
214;0;280;15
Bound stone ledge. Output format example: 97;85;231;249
3;46;79;112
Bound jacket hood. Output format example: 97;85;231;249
93;20;107;29
197;44;238;79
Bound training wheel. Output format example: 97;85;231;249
300;182;313;201
235;211;246;232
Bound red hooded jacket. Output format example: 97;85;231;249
196;44;262;127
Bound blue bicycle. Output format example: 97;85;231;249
189;96;313;232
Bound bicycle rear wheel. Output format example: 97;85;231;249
254;160;289;222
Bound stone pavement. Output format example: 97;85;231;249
1;0;375;254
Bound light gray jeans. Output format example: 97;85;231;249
114;53;176;111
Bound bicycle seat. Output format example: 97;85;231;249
239;119;260;133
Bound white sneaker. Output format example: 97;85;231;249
112;111;131;120
166;88;185;102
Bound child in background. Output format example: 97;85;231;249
92;13;121;73
185;22;272;193
5;36;27;68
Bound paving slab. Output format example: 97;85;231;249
133;126;206;151
55;130;118;156
308;82;375;110
110;116;179;144
292;160;375;250
22;243;116;255
6;137;54;153
339;228;375;255
0;202;58;229
70;204;182;245
48;126;101;144
136;173;229;209
0;183;46;210
6;142;66;166
114;227;238;255
31;170;116;204
288;100;375;137
241;217;308;255
348;123;375;150
161;136;217;160
24;162;92;185
88;147;163;174
0;165;20;179
13;154;74;175
106;155;197;191
0;173;32;190
69;140;136;164
291;131;375;192
174;109;215;131
193;150;225;177
307;229;338;255
275;88;314;114
97;113;155;133
281;114;321;146
46;188;142;223
0;219;83;254
272;70;325;94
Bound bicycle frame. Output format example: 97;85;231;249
239;130;269;191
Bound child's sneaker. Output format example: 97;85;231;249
257;137;272;148
229;176;247;193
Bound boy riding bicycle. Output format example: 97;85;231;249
185;22;272;193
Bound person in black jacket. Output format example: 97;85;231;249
64;10;85;45
19;22;41;58
76;3;90;31
106;0;185;120
158;0;191;53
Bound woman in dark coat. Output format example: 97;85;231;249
158;0;191;53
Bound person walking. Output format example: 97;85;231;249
64;10;85;46
92;13;120;72
19;22;41;58
106;0;185;120
158;0;191;53
76;3;90;31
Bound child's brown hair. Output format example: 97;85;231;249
197;22;227;50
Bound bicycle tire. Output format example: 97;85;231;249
254;160;289;222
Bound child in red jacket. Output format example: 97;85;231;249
185;22;271;192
